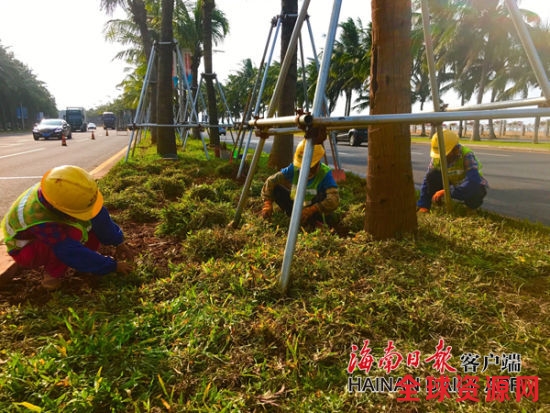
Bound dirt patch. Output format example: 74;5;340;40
0;223;179;306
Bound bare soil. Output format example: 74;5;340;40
0;223;178;306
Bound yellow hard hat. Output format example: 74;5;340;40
430;130;459;158
293;140;325;168
41;165;103;220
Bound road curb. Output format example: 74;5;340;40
90;147;128;179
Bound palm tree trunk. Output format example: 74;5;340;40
534;116;540;144
344;90;352;116
191;49;202;139
268;0;297;170
128;0;158;144
156;0;177;158
488;119;497;139
202;0;220;155
366;0;417;239
472;34;493;141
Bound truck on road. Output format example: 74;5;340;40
102;112;116;130
65;107;87;132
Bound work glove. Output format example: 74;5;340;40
261;200;273;219
431;189;446;204
301;204;319;223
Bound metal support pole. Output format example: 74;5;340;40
298;33;309;111
305;17;343;172
187;74;210;159
279;0;341;293
215;77;234;142
126;44;157;161
234;1;311;227
232;137;266;227
504;0;550;100
266;0;311;117
448;96;548;112
237;17;282;179
126;41;202;161
251;108;550;130
421;0;452;210
175;46;199;138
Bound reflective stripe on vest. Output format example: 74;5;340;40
433;146;483;186
2;183;90;252
290;164;330;206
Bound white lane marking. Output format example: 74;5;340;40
0;176;42;180
476;152;510;157
0;148;45;159
0;143;26;147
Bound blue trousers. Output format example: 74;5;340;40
418;169;487;209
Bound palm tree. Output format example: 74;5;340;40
202;0;221;155
223;59;259;121
101;0;159;141
157;0;178;158
435;0;544;140
366;0;417;239
103;11;151;119
174;0;228;138
330;18;371;116
100;0;153;60
410;6;456;136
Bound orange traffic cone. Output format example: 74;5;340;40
91;130;95;140
61;133;67;146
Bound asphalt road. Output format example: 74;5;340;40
236;135;550;226
0;130;131;218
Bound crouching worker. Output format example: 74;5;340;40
261;140;340;227
1;165;134;290
417;130;488;213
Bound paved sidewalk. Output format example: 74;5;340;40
0;243;18;284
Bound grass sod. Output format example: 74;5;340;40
0;138;548;412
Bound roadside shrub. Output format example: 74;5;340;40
100;175;148;193
104;187;160;223
182;227;248;261
210;178;240;202
215;162;240;178
188;184;220;201
146;174;188;200
157;198;233;239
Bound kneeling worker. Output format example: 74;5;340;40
261;140;340;226
1;165;134;290
417;130;488;212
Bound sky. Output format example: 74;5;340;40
0;0;548;113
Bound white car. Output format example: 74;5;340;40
88;122;97;130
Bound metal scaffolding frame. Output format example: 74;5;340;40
124;41;209;161
232;0;550;293
234;8;341;179
181;72;237;153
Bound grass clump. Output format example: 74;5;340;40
157;197;233;239
0;138;548;412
